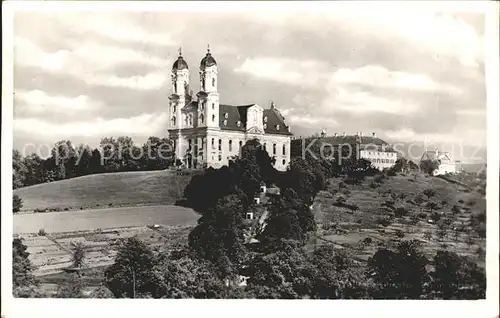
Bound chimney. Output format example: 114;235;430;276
435;149;439;156
355;132;359;137
334;133;338;137
372;132;376;138
360;132;363;137
343;132;347;137
270;101;275;109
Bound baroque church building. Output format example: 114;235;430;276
167;48;293;171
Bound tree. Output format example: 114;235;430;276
420;159;439;175
260;189;314;245
56;273;85;298
89;148;103;174
74;144;92;177
367;240;429;299
104;237;156;298
70;242;86;269
188;194;246;272
13;238;38;289
430;250;486;299
13;149;27;188
51;140;77;180
22;153;44;186
13;194;23;213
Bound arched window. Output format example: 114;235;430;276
223;120;227;126
174;82;177;94
282;144;286;155
211;138;215;149
263;143;267;151
188;139;192;150
282;159;286;165
218;139;222;151
200;114;204;124
188;114;193;126
212;78;215;87
172;116;176;126
273;143;277;155
173;105;176;112
229;140;233;152
239;140;243;150
212;114;215;122
202;78;205;90
212;103;215;110
218;154;222;161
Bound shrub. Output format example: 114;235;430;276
13;194;23;213
373;174;385;184
376;217;392;227
394;207;409;218
458;199;464;204
418;212;428;219
395;230;405;238
370;181;378;189
38;228;46;236
451;205;460;214
423;188;436;199
63;207;69;211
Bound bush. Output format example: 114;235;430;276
395;230;405;238
394;207;409;218
373;174;385;184
376;217;392;227
13;194;23;213
418;212;428;219
38;228;46;236
370;181;379;189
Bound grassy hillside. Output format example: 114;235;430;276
311;173;486;266
14;170;192;212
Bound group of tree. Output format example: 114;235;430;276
13;136;175;189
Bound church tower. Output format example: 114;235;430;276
197;45;219;129
168;48;190;160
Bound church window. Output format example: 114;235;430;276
282;144;286;155
218;139;222;151
218;154;222;161
200;101;204;110
200;114;204;124
224;113;229;119
211;138;215;149
273;143;276;155
172;116;176;126
264;124;267;129
189;114;193;126
212;103;215;110
264;116;268;123
212;78;215;87
212;114;215;122
173;105;177;112
263;143;267;151
223;120;228;126
282;159;286;165
276;125;280;130
174;82;177;94
237;121;241;127
188;139;192;150
239;140;243;150
229;140;233;152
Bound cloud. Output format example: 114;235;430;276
14;89;102;115
234;57;327;86
331;65;461;94
14;112;168;140
14;36;171;91
385;127;486;146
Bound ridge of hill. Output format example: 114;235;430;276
14;170;192;212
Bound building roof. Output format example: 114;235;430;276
200;51;217;70
421;150;453;163
172;56;188;71
315;135;389;146
219;104;293;136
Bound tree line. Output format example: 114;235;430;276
13;136;175;189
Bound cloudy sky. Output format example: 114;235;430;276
12;4;488;160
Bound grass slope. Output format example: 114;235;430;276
312;173;486;266
14;170;191;212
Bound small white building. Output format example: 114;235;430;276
420;149;456;176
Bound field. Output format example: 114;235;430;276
311;173;486;267
13;205;199;234
14;170;192;212
17;224;194;277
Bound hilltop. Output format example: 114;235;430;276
14;170;192;212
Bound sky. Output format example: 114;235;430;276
12;5;488;161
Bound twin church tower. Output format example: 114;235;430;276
167;47;292;171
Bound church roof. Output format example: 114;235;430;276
172;56;188;71
200;52;217;70
219;104;292;136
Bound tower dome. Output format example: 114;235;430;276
172;48;188;71
200;45;217;70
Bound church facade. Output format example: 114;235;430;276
167;48;293;171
